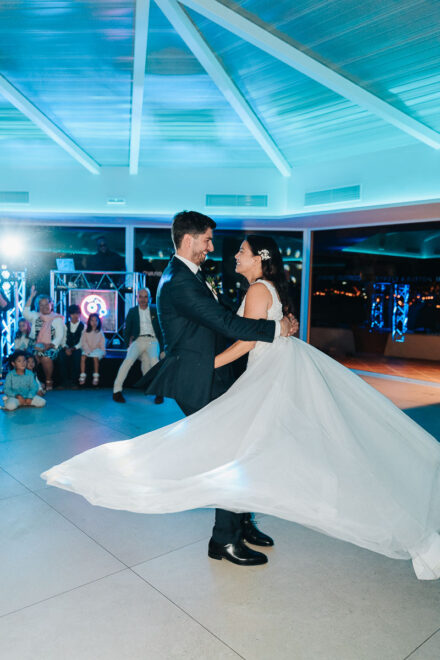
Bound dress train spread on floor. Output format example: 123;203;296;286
42;281;440;580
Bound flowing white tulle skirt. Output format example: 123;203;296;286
42;337;440;580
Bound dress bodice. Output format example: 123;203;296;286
238;280;283;361
238;279;283;322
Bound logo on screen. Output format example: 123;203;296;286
80;294;108;319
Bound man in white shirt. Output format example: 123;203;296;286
112;289;164;403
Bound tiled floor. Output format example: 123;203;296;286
1;384;440;660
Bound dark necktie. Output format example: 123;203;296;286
196;269;206;285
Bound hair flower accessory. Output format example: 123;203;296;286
258;248;270;261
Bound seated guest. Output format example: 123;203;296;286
24;285;65;391
14;318;32;351
79;313;106;387
26;353;45;397
112;288;164;403
3;350;46;411
58;304;84;389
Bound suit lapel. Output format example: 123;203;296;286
170;256;217;300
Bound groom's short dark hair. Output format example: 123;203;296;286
172;211;216;249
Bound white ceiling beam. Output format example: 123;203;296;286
0;74;100;174
155;0;291;176
180;0;440;150
129;0;151;175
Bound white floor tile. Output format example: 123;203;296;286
0;570;240;660
134;517;440;660
0;425;128;490
409;630;440;659
0;467;27;499
0;404;80;441
39;486;214;565
54;389;183;435
0;492;123;616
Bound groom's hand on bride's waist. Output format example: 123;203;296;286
280;315;299;337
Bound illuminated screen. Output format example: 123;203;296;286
69;289;117;332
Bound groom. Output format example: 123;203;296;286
140;211;297;566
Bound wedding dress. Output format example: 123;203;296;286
42;280;440;580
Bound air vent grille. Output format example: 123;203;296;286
304;185;360;207
206;194;268;208
106;198;126;206
0;191;29;204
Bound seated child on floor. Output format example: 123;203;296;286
3;350;46;411
26;353;45;397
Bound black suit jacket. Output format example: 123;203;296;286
138;256;276;414
124;305;164;352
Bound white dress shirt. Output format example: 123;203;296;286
175;254;199;275
174;254;280;337
175;254;217;298
139;306;155;337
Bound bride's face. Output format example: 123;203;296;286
235;241;262;281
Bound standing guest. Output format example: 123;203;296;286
86;236;125;272
3;350;46;411
24;285;65;391
137;211;296;565
26;353;45;397
58;304;84;389
112;289;164;404
14;318;31;351
79;313;106;387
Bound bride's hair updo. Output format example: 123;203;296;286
246;235;295;315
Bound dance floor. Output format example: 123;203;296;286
1;379;440;660
340;355;440;384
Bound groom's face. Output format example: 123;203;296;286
190;228;214;266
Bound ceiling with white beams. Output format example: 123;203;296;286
1;0;440;177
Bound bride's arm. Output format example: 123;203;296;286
214;283;271;368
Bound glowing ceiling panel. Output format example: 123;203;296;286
0;0;439;172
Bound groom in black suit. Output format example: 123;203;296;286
140;211;296;566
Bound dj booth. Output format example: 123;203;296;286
50;269;147;352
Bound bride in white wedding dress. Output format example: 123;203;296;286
42;236;440;580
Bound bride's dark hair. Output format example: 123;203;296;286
246;235;295;315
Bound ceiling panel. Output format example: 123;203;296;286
216;0;440;131
0;98;75;167
187;6;412;165
139;1;271;167
0;0;439;171
0;0;134;165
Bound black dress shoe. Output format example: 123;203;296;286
208;538;268;566
154;395;164;404
241;519;274;547
113;392;126;403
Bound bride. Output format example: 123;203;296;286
42;236;440;580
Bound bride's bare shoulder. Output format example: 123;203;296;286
248;281;272;294
245;281;272;304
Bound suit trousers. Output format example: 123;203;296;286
58;347;82;385
176;398;245;545
113;336;159;394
